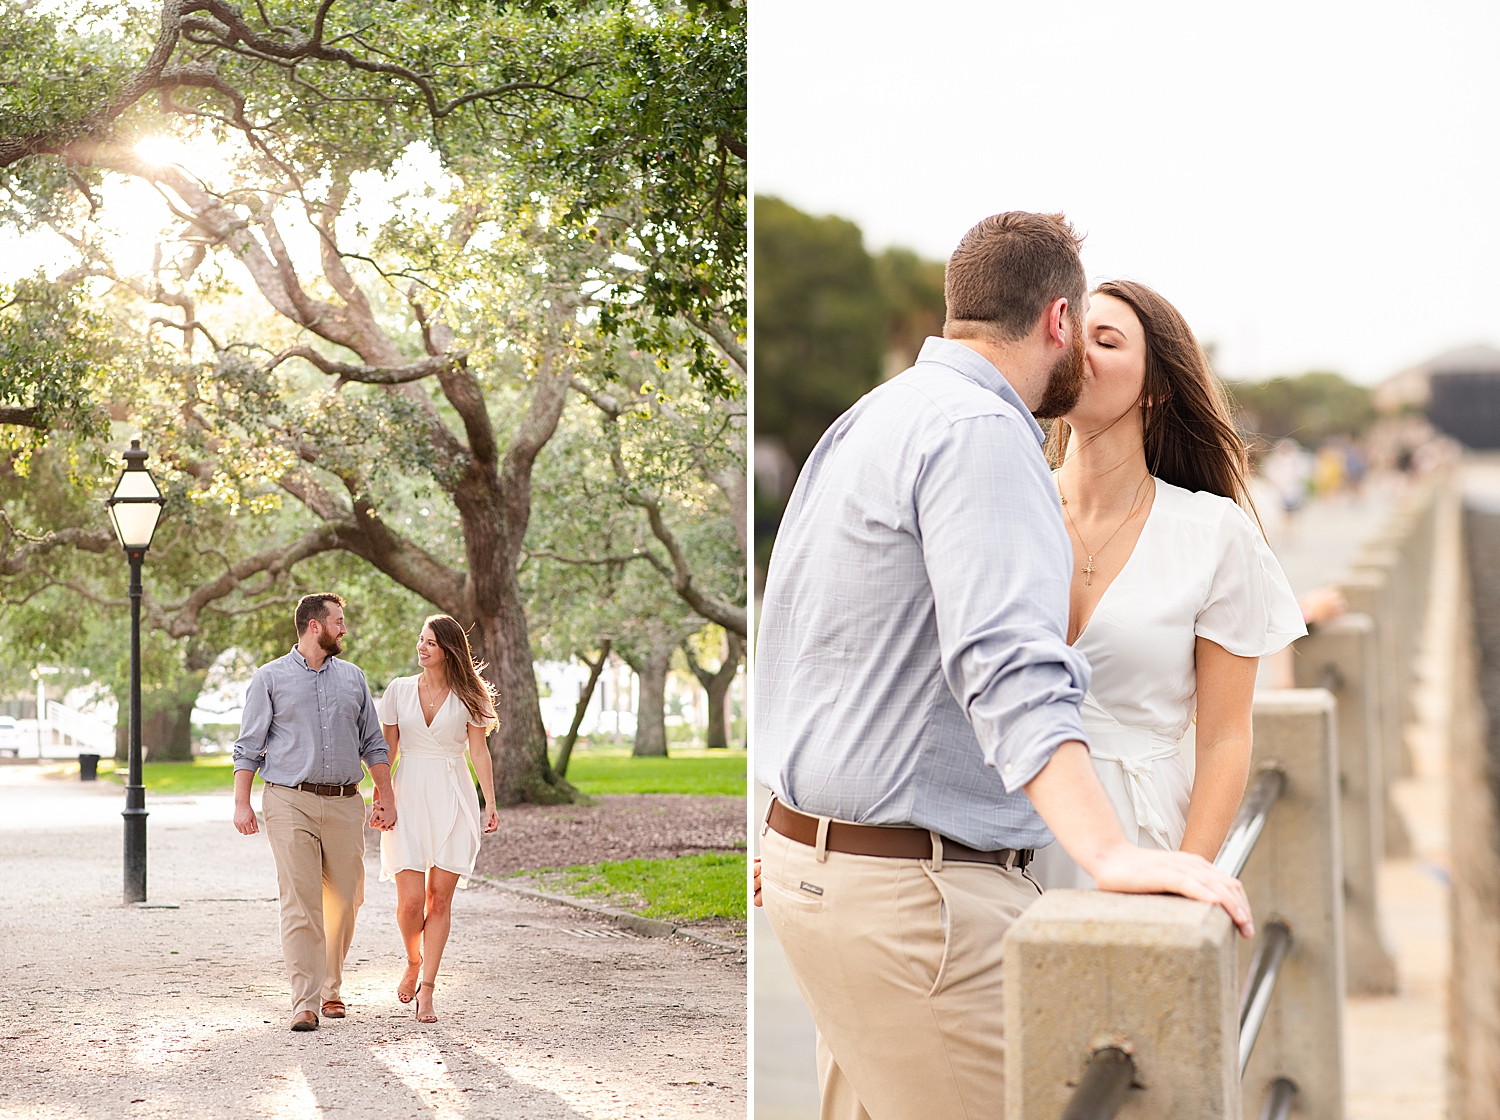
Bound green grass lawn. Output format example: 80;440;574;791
99;746;746;798
103;755;241;795
515;851;747;923
102;756;375;797
560;751;746;796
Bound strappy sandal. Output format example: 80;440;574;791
415;980;437;1024
397;958;421;1004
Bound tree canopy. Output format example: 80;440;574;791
752;195;943;578
1227;370;1376;449
0;0;745;797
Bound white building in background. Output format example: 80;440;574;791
533;654;746;743
534;657;639;739
0;667;116;760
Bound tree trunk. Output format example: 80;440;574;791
708;635;744;749
685;632;743;749
479;566;574;804
144;699;195;762
623;642;673;758
116;646;214;762
554;641;611;778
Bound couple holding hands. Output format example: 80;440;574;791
232;593;502;1031
756;211;1306;1116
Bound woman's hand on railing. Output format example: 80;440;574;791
1026;741;1256;938
1091;845;1255;939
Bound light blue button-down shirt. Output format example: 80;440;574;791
232;649;389;786
755;337;1091;850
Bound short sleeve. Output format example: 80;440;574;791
1195;501;1307;657
377;677;402;726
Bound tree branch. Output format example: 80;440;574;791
567;379;744;626
686;313;746;379
682;629;744;690
569;380;747;635
0;407;43;429
267;345;455;386
155;524;340;636
526;548;664;569
621;466;745;636
0;524;115;573
279;471;470;621
0;0;185;169
495;348;569;560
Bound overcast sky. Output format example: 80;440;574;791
751;1;1500;386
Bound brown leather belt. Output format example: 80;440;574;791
767;799;1033;870
290;781;361;798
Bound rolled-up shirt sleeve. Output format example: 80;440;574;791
355;674;390;769
231;669;273;774
914;412;1091;792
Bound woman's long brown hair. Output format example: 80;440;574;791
1046;279;1258;522
424;614;499;733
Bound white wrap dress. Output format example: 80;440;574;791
1030;479;1306;889
377;675;487;888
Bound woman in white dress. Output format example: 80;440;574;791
1030;280;1306;888
377;614;501;1022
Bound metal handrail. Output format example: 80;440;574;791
1059;1048;1134;1120
1215;767;1287;877
1059;765;1292;1116
1238;919;1293;1075
1256;1077;1298;1120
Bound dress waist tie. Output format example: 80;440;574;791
1080;693;1188;851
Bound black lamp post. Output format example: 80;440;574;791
105;439;166;905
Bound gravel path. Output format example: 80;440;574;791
0;770;745;1120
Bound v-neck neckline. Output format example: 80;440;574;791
1066;476;1161;648
417;678;451;729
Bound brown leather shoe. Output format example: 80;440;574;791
321;1000;346;1019
290;1010;318;1032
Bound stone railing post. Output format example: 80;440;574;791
1004;892;1240;1118
1336;568;1412;858
1293;613;1398;994
1003;690;1345;1119
1350;544;1417;761
1237;690;1346;1120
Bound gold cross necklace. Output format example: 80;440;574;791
419;674;448;711
1058;473;1151;586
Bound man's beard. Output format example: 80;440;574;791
1031;325;1086;420
319;629;344;656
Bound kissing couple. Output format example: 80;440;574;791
755;211;1306;1116
232;593;503;1030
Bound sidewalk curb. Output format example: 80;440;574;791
477;875;746;956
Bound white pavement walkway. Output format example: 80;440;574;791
0;768;745;1120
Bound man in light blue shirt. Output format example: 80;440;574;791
233;593;395;1032
756;212;1253;1117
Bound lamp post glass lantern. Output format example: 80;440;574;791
106;439;165;904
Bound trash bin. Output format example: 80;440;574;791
78;753;100;782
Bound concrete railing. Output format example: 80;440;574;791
1006;690;1345;1119
1338;476;1441;852
1292;613;1398;995
1004;477;1447;1116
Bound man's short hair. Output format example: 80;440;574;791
295;593;346;636
943;212;1086;343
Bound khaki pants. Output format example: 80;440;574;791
261;784;367;1016
760;824;1042;1120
